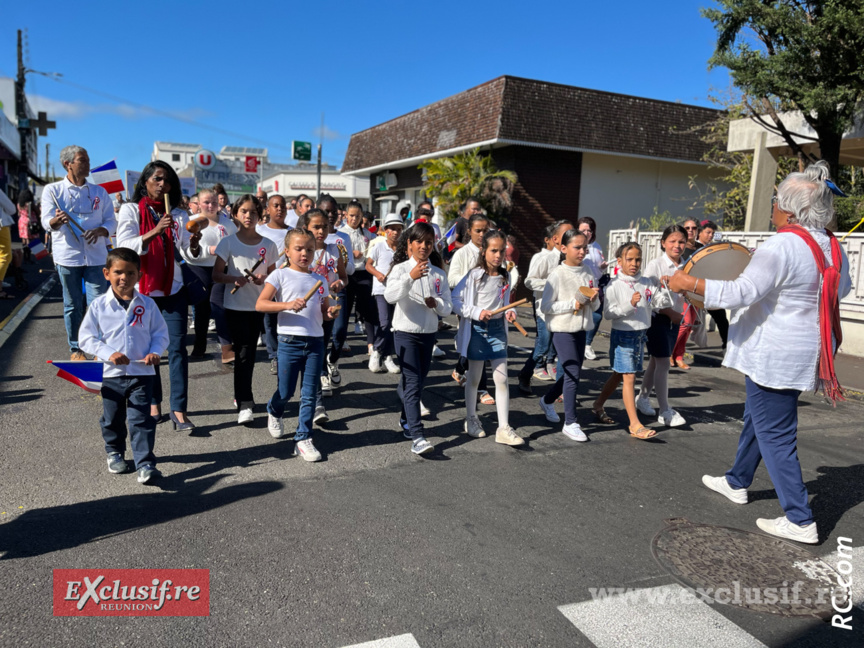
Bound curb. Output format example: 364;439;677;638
0;274;58;350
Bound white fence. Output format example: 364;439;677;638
607;230;864;321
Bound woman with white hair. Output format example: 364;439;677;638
664;160;852;545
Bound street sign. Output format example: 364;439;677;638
292;141;312;162
194;149;217;170
245;156;259;173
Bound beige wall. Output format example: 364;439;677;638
578;152;722;251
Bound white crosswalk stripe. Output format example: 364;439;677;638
558;584;767;648
341;633;421;648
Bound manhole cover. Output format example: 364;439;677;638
651;518;847;618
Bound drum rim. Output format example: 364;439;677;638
682;241;751;276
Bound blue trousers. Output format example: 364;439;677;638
100;375;156;469
544;331;586;425
395;331;435;439
269;334;323;440
519;313;554;379
151;289;189;413
726;377;811;525
57;264;107;352
263;312;278;360
330;272;376;362
585;309;603;347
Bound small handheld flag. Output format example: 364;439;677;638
444;223;458;252
28;239;49;260
90;160;125;194
47;360;103;394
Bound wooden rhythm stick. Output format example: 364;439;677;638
230;254;267;294
574;286;599;313
303;280;324;302
512;320;529;337
487;298;527;317
185;216;209;233
164;194;171;217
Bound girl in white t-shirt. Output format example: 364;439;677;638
257;229;337;462
452;230;522;446
297;208;347;422
213;195;278;425
365;213;404;374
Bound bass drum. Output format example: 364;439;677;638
681;242;752;308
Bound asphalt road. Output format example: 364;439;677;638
1;282;863;647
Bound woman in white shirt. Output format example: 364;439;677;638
185;189;237;358
665;161;852;545
117;162;197;431
578;217;606;361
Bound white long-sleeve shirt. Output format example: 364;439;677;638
78;289;169;378
604;273;672;331
523;248;561;321
540;263;599;333
704;228;852;392
384;257;452;334
643;253;685;314
40;178;116;267
452;267;512;354
447;241;480;288
116;203;195;297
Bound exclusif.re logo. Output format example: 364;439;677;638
53;569;209;617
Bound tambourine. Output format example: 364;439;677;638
681;242;752;308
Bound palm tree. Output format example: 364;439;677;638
419;149;518;227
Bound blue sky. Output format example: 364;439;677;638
3;0;730;178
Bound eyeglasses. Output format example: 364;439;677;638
684;226;697;231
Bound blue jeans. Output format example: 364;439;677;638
726;377;811;525
585;309;602;347
328;289;348;358
100;376;156;469
519;314;553;379
269;334;324;440
151;289;189;413
263;312;278;360
56;264;108;352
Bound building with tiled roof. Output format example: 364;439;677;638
343;76;723;260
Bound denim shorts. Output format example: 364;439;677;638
609;328;646;374
466;317;508;361
645;313;677;358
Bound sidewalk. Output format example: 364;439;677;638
0;252;55;324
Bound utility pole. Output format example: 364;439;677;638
315;112;323;200
45;142;50;179
15;29;27;194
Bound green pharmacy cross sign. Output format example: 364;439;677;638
292;141;312;162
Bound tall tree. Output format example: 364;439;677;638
703;0;864;176
419;149;517;226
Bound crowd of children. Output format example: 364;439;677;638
76;186;707;484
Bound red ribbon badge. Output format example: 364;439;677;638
258;247;267;259
218;226;226;237
499;282;509;301
131;304;145;326
434;276;441;295
589;279;595;289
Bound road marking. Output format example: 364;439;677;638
0;274;57;350
341;634;421;648
558;584;767;647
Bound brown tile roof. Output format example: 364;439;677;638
342;76;720;173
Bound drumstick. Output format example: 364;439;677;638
512;320;529;337
230;254;267;294
303;280;323;302
487;298;527;317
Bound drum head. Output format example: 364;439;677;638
682;242;751;308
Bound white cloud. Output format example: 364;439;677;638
312;124;341;141
28;94;210;121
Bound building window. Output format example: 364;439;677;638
172;153;180;161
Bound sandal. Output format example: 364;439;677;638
629;425;657;440
479;391;495;405
675;359;691;371
592;408;615;425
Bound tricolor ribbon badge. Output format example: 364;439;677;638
434;276;441;295
93;196;101;210
327;258;336;271
645;288;653;303
131;304;145;326
218;226;226;237
500;283;509;301
589;279;594;288
258;247;267;259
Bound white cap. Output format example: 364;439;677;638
382;213;404;228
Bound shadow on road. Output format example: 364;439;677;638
0;476;283;560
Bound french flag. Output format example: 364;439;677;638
443;222;458;252
89;160;125;194
47;360;102;394
28;239;48;260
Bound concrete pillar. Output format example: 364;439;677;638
744;131;778;231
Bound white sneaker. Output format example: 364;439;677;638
658;409;686;427
368;350;383;373
411;437;434;455
562;422;588;442
701;475;747;505
237;403;254;425
313;405;329;425
539;397;560;423
584;345;596;360
432;344;445;358
464;416;487;438
294;438;322;462
420;400;431;417
636;397;656;416
496;425;525;446
327;359;341;385
756;516;818;544
267;413;286;438
208;319;216;332
257;335;265;347
341;341;351;353
320;374;333;396
384;356;401;374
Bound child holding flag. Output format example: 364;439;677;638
78;248;169;484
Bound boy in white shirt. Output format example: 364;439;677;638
79;248;169;484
